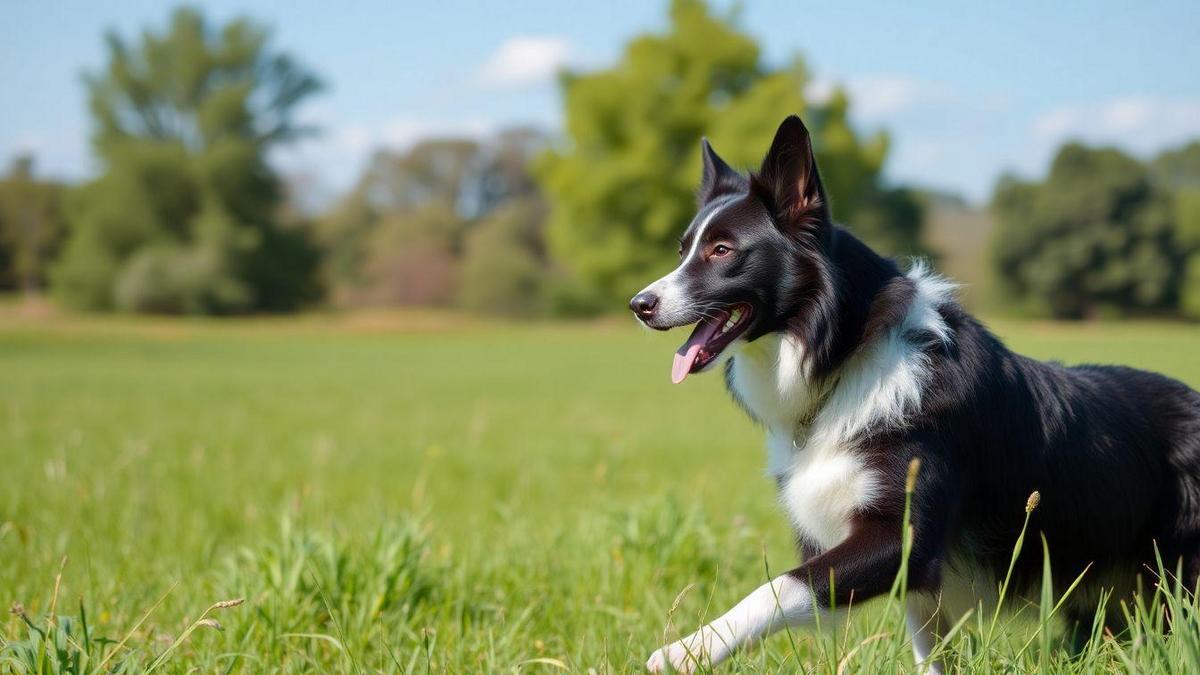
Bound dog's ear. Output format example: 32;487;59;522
752;115;831;233
698;138;745;205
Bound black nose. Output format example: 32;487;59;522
630;291;659;317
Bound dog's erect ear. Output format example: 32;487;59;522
698;138;746;205
752;115;831;232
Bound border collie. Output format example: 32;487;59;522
630;115;1200;673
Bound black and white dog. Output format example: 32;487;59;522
630;115;1200;673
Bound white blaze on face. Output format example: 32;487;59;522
634;199;731;325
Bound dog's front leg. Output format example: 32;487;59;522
906;594;945;675
646;518;909;673
646;574;813;673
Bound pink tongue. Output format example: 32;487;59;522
670;313;727;384
671;345;702;384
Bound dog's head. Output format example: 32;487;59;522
629;115;834;383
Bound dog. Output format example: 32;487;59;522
630;115;1200;673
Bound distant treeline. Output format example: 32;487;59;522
993;142;1200;319
1;1;1197;320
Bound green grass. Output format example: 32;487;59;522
2;311;1199;672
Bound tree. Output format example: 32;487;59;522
458;198;548;315
53;8;322;313
456;130;551;315
316;139;480;304
992;144;1182;319
1150;142;1200;317
317;129;552;313
536;0;924;308
1150;141;1200;191
0;156;65;294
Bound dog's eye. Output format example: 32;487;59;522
711;244;733;257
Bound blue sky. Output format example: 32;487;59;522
2;0;1198;203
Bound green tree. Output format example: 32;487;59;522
458;198;548;315
1150;141;1200;190
0;156;65;294
536;0;923;307
318;129;552;313
317;139;480;304
1151;142;1200;318
992;144;1181;319
53;8;322;313
359;206;462;306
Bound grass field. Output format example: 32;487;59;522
2;310;1199;673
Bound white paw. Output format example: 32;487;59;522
645;642;698;673
645;633;721;673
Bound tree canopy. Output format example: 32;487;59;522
52;7;322;313
1149;142;1200;317
992;143;1191;319
317;129;551;312
536;0;925;307
0;157;65;294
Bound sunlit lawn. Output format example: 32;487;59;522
2;309;1198;672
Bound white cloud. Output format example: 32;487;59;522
1;130;92;182
378;117;495;149
806;75;954;122
804;73;1011;201
897;137;951;169
849;77;951;120
1031;107;1080;139
1099;97;1154;133
272;115;499;206
12;133;48;155
1031;95;1200;153
331;126;373;154
804;77;838;104
478;36;574;88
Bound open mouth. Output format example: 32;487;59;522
671;303;754;383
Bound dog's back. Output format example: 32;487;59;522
918;309;1200;621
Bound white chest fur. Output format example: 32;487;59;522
729;335;879;551
728;333;813;475
727;265;953;552
780;448;879;550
